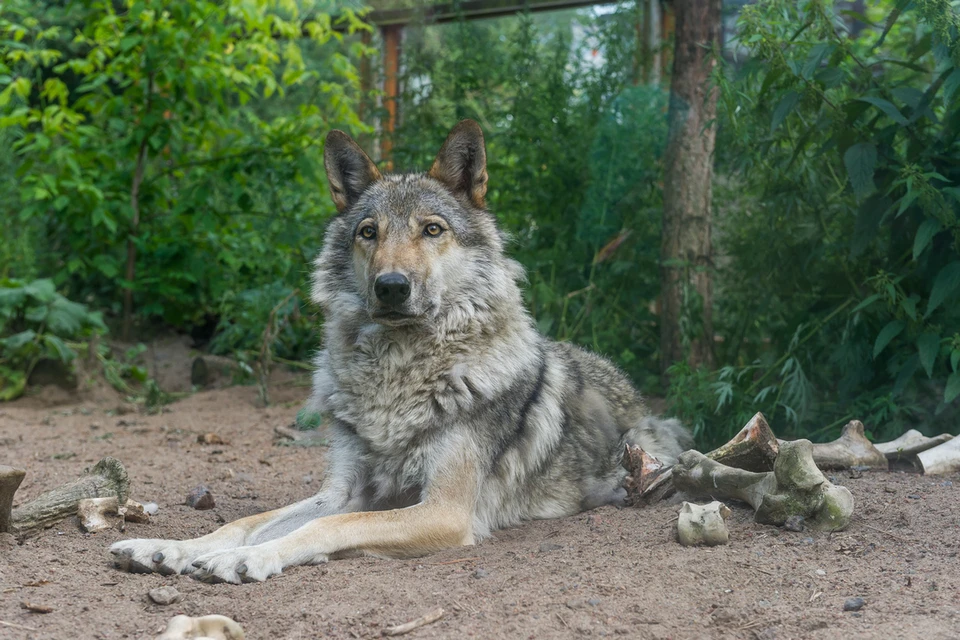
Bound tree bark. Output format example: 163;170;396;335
659;0;720;381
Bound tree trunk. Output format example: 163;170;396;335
659;0;720;381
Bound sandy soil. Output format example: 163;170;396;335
1;376;958;640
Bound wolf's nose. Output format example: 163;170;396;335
374;272;411;306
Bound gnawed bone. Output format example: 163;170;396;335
9;457;129;538
677;501;731;546
78;497;149;533
156;614;245;640
795;420;887;470
673;440;854;531
624;412;781;505
875;429;953;462
0;466;26;533
706;412;779;472
916;436;960;476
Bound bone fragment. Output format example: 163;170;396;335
78;497;149;532
10;457;129;537
705;412;779;472
623;445;669;504
673;440;854;531
157;614;245;640
0;466;26;533
916;436;960;476
677;501;731;547
798;421;887;470
875;430;953;463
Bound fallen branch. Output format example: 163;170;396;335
7;458;129;538
382;607;445;636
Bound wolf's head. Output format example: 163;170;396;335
312;121;524;333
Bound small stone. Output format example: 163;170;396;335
302;474;314;485
473;568;488;579
197;433;228;445
185;485;215;510
884;485;896;494
783;515;805;532
539;542;563;553
940;480;953;487
757;600;771;609
143;502;159;515
801;537;815;545
148;586;181;606
843;597;865;612
565;599;587;610
587;598;601;606
815;569;826;576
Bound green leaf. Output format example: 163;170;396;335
2;330;37;352
944;68;960;103
946;372;960;403
801;43;834;79
873;320;905;359
900;295;919;320
951;350;960;372
844;143;877;202
925;261;960;319
0;365;27;401
917;333;940;378
913;218;942;260
770;91;800;134
852;293;881;313
42;335;75;363
858;97;908;125
24;279;56;303
850;195;888;257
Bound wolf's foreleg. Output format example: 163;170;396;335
110;478;364;576
189;453;479;583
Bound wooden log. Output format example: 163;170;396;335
0;466;26;533
10;457;129;537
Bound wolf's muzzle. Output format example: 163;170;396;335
374;272;411;307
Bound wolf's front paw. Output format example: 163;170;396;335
191;546;284;584
110;539;202;576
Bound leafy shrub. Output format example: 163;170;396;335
0;278;106;399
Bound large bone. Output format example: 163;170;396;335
798;420;887;470
677;501;731;546
8;457;129;537
916;436;960;476
0;466;26;533
673;439;854;531
157;614;245;640
875;430;953;461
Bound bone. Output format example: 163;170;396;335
916;436;960;476
382;607;445;636
622;444;668;504
0;466;26;533
9;457;129;538
706;412;779;471
156;614;245;640
798;420;888;470
78;497;150;533
875;430;953;462
677;501;731;547
673;440;854;531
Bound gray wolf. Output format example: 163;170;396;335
110;120;692;583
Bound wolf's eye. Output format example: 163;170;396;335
424;223;443;237
359;225;377;240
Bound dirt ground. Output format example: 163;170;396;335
1;372;958;640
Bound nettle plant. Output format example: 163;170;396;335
0;278;106;400
680;0;960;448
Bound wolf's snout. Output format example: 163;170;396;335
374;272;411;306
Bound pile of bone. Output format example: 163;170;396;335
623;413;956;546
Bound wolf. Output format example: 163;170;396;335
110;120;692;583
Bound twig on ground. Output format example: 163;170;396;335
429;557;479;565
382;607;444;636
0;620;38;631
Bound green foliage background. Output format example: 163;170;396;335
1;0;958;447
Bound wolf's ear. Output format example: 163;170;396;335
324;130;382;212
429;120;488;208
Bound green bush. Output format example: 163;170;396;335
0;278;106;400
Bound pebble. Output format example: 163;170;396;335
783;515;805;532
539;542;563;552
473;568;489;579
908;494;922;499
843;597;865;612
801;537;815;545
185;485;216;510
143;502;159;515
586;598;601;607
941;481;953;487
148;586;181;606
815;569;826;576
